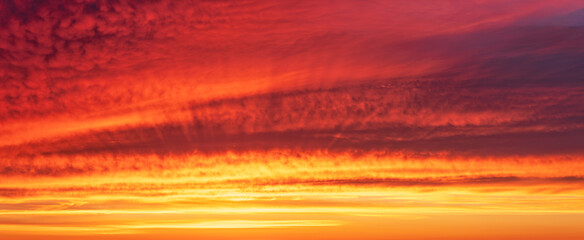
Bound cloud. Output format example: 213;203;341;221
2;2;584;239
1;150;584;202
1;80;583;157
2;0;583;145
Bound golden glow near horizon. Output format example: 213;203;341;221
2;151;584;239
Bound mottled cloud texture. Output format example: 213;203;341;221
1;0;584;239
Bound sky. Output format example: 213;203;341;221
1;0;584;239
